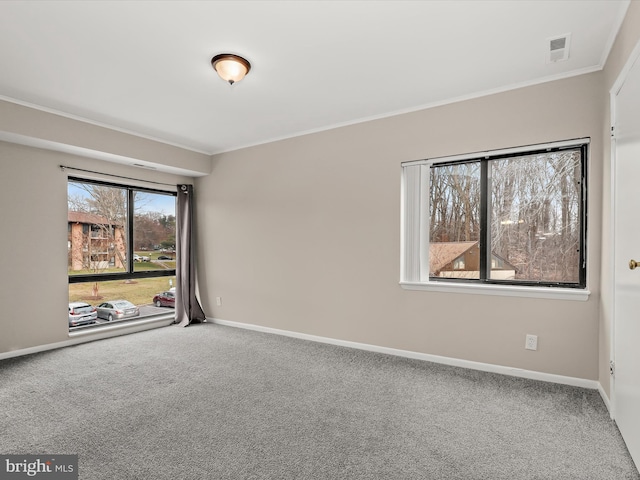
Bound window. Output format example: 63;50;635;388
401;139;588;297
453;257;465;270
68;178;177;330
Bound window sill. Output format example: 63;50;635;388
399;281;590;301
68;313;175;338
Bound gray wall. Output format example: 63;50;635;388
0;100;211;176
0;140;196;355
197;72;604;381
2;3;640;400
0;99;209;355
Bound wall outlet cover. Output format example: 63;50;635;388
525;334;538;351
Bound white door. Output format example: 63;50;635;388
614;47;640;470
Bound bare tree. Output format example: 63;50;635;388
134;212;176;250
68;183;128;298
430;162;480;244
430;149;582;283
490;151;581;282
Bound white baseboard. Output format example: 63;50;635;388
598;382;614;418
211;317;601;391
0;316;173;361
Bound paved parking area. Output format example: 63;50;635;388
93;304;172;324
71;304;174;331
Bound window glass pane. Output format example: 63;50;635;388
68;179;177;332
489;150;581;283
133;192;176;272
68;276;176;330
68;182;128;275
429;162;481;279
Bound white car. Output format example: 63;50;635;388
69;302;97;327
133;254;150;262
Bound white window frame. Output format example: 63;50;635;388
400;138;590;301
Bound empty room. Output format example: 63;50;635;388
1;1;639;478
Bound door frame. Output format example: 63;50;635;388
610;37;640;420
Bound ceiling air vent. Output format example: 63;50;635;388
547;33;571;63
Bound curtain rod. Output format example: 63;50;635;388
60;165;177;187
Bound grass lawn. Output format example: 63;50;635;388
69;276;176;306
134;261;176;272
69;262;175;276
68;251;176;306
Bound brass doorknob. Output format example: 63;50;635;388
630;259;640;270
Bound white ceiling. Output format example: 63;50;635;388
0;0;630;155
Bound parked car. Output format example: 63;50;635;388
69;302;97;328
157;255;173;260
153;291;175;308
96;300;140;321
133;254;150;262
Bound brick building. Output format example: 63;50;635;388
68;211;126;272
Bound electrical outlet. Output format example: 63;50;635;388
525;334;538;351
216;297;222;306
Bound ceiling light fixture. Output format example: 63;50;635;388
211;53;251;85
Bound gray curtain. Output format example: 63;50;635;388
174;184;206;327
